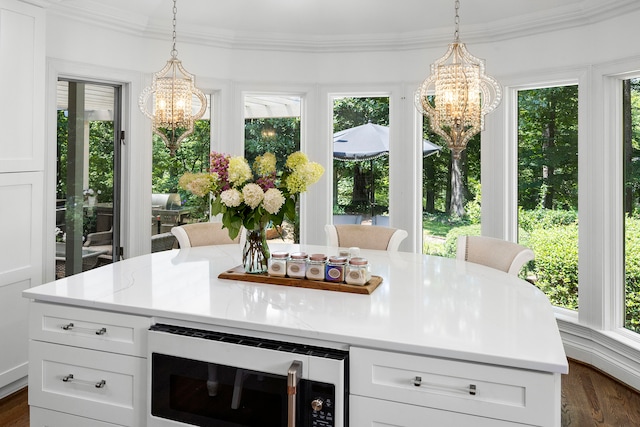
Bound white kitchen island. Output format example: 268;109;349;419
23;243;568;426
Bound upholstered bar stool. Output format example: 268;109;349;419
456;235;534;276
325;224;408;252
171;222;244;248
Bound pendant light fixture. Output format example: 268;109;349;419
415;0;502;160
139;0;207;156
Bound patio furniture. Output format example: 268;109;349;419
55;243;108;279
151;232;177;252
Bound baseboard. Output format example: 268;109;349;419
0;376;27;400
558;318;640;391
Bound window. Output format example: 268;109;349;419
517;85;579;308
243;94;301;242
421;116;481;257
623;78;640;333
151;94;211;235
332;96;390;227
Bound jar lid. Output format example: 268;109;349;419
328;256;348;264
349;257;368;266
289;252;308;260
271;251;289;259
309;253;327;261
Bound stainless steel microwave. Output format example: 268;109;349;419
148;324;348;427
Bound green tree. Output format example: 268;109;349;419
152;120;211;220
518;86;579;210
624;79;640;215
422;115;480;216
244;118;300;168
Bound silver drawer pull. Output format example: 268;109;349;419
61;323;107;335
62;374;107;388
411;376;477;395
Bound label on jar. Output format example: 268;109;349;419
307;265;324;280
326;266;344;282
287;261;306;278
346;269;367;285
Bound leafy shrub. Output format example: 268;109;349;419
625;217;640;332
442;224;481;258
528;223;579;309
519;208;578;233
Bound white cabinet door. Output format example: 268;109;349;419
0;0;45;392
350;395;530;427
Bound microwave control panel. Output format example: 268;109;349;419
306;381;336;427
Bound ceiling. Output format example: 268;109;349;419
46;0;640;52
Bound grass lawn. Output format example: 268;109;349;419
422;212;469;237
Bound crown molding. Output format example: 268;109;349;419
44;0;640;53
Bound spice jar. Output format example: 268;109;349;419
345;257;371;286
306;254;327;281
325;256;347;283
287;252;308;278
268;251;289;277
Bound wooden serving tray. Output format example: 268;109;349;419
218;265;382;295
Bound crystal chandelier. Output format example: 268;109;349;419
415;0;501;159
139;0;207;156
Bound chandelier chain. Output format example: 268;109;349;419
171;0;178;58
454;0;460;42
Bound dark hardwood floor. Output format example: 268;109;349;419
0;386;28;427
561;360;640;426
1;359;639;426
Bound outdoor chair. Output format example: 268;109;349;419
171;222;245;248
84;227;113;265
151;232;178;252
456;235;534;276
325;224;408;252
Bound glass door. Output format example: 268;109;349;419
55;80;122;278
243;94;302;242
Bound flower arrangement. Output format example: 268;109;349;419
179;151;325;240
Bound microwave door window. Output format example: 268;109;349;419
152;353;293;426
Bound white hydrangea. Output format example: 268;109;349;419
263;188;285;214
220;188;243;207
242;183;264;209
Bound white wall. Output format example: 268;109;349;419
40;6;640;388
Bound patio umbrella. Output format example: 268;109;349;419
333;123;441;216
333;122;441;160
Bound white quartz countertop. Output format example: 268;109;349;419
24;244;568;374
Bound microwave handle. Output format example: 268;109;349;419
287;360;303;427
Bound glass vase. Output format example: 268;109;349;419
243;226;270;274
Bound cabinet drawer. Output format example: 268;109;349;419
29;341;146;427
350;347;560;426
29;301;150;356
350;395;529;427
30;407;123;426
